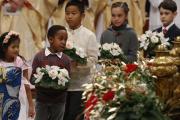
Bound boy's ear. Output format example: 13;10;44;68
48;37;53;44
173;11;177;16
125;15;128;20
81;13;85;19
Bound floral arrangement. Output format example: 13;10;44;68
32;65;70;90
99;43;127;62
139;31;170;57
3;31;19;44
82;61;169;120
139;30;169;50
0;66;7;83
64;41;87;64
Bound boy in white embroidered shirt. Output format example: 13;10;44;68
63;1;99;120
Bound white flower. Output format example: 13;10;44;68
112;43;120;50
48;69;58;79
51;66;60;71
57;68;69;86
33;73;43;83
82;83;93;89
36;67;42;75
138;83;147;88
118;83;125;89
151;36;159;43
140;38;149;50
101;76;107;80
152;31;158;36
120;90;126;96
107;113;117;120
160;38;170;46
139;34;148;41
94;83;105;89
66;41;73;49
108;107;118;113
102;43;123;56
34;67;45;83
102;43;111;51
58;78;68;86
45;65;51;71
110;49;120;56
57;74;69;83
60;68;70;78
76;47;86;58
145;30;153;37
157;32;164;39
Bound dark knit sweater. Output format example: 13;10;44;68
31;49;71;103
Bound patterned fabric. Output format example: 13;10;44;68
0;67;21;120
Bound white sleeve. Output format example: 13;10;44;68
87;33;99;66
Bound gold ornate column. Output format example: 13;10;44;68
169;36;180;93
170;36;180;72
167;36;180;119
150;45;178;103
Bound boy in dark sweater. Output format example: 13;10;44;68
31;25;71;120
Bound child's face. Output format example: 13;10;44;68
49;30;67;53
111;7;127;27
159;7;177;27
65;5;84;29
5;40;19;60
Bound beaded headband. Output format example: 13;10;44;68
3;31;19;44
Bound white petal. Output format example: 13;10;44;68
108;107;118;113
107;113;117;120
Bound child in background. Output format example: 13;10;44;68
100;2;138;63
31;25;71;120
154;0;180;46
0;31;35;120
145;0;180;58
64;1;99;120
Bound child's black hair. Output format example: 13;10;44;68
65;0;85;14
0;32;20;59
111;2;129;15
47;25;67;39
158;0;177;12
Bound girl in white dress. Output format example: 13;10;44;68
0;31;35;120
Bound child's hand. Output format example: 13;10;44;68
28;104;35;118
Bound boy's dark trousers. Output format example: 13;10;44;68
35;101;65;120
64;91;84;120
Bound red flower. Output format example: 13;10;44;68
85;94;98;120
85;94;98;111
125;64;138;73
102;90;115;102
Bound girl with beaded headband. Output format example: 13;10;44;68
0;31;35;120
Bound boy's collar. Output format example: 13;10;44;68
67;25;83;33
45;48;62;59
162;22;174;30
